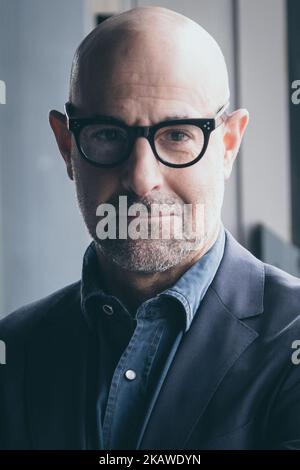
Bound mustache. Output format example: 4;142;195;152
106;192;185;216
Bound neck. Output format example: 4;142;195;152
94;221;221;315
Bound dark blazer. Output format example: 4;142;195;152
1;229;300;450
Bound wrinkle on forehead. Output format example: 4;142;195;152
69;6;230;115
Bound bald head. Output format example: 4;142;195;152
69;6;229;117
50;5;249;278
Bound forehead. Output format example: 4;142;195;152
72;30;225;123
85;86;209;124
75;68;214;125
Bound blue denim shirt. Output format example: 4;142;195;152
81;223;226;449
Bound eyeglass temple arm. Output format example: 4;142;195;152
64;102;72;127
214;101;230;128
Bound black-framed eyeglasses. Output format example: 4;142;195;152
64;101;229;169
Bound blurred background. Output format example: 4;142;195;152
0;0;300;316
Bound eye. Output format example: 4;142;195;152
164;130;190;142
90;127;127;142
156;126;196;145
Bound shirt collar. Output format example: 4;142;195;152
80;223;225;332
158;222;225;332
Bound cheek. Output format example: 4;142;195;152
166;148;224;207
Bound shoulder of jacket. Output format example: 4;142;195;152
0;280;81;341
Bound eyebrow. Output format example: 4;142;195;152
92;113;192;124
162;115;191;120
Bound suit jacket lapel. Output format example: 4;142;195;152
138;229;264;450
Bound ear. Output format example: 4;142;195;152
222;108;249;180
49;110;73;180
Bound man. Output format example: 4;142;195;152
1;6;300;450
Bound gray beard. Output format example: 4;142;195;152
93;236;206;273
74;183;210;273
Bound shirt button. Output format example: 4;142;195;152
124;369;136;381
102;304;114;315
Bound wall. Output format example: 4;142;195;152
237;0;291;246
0;0;90;316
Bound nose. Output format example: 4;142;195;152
121;137;164;197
